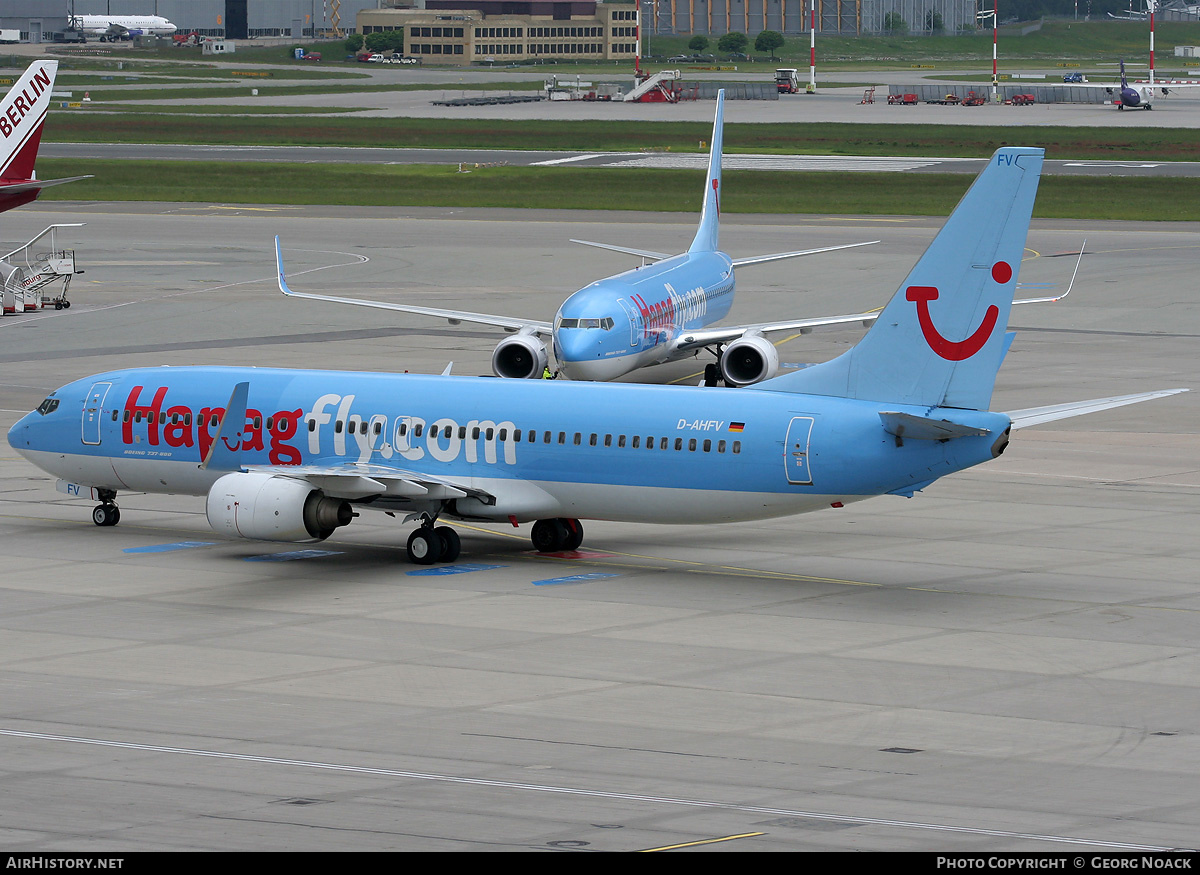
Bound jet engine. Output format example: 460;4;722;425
719;335;779;387
206;472;353;542
491;333;548;379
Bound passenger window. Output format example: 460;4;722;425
688;439;697;451
335;421;343;434
718;440;726;453
660;437;668;450
308;419;316;432
414;424;424;437
111;410;118;421
632;436;640;448
429;425;439;438
574;433;581;446
733;441;741;453
674;438;683;451
617;435;625;448
589;434;597;447
703;439;711;452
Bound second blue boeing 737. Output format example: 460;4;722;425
277;90;882;386
8;146;1185;564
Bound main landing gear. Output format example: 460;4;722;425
92;490;120;527
406;518;461;565
530;518;584;553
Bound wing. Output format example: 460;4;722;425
1004;389;1188;430
275;236;554;337
243;462;495;504
730;240;878;268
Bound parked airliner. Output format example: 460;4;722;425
278;90;881;387
0;61;90;213
69;15;177;41
8;147;1184;564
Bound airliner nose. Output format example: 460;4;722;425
7;414;33;455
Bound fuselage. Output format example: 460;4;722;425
72;16;177;37
8;366;1009;526
553;250;735;381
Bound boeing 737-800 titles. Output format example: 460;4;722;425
8;147;1184;564
279;91;881;387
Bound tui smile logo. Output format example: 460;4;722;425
906;261;1011;361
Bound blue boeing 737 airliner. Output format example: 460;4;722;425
8;147;1184;564
276;90;882;387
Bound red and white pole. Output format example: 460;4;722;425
808;0;816;92
1149;0;1156;88
634;3;641;78
992;4;998;101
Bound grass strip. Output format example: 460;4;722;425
42;114;1200;161
33;159;1200;221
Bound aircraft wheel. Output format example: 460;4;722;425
407;528;442;565
54;302;63;310
435;526;461;563
63;300;71;309
560;518;584;551
92;504;120;527
531;518;567;553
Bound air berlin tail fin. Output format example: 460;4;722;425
764;147;1045;411
0;60;58;181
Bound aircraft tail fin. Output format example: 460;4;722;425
760;147;1044;411
688;89;724;254
0;61;58;181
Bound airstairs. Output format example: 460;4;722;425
1;224;85;315
622;69;682;102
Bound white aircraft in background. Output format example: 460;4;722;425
69;15;177;42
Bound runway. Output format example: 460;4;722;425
0;202;1196;851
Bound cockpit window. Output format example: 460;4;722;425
36;397;60;416
558;317;614;330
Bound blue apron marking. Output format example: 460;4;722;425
533;572;619;586
406;563;505;576
123;541;216;554
245;549;344;561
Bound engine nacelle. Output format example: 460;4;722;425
491;333;549;379
206;472;353;542
719;334;780;387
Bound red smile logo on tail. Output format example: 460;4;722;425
906;261;1010;361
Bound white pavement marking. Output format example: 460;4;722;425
0;728;1185;852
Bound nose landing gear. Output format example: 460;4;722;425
91;489;120;527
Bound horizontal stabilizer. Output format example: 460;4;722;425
879;411;991;441
0;176;93;195
1005;389;1188;429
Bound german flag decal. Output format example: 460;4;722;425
729;422;745;432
